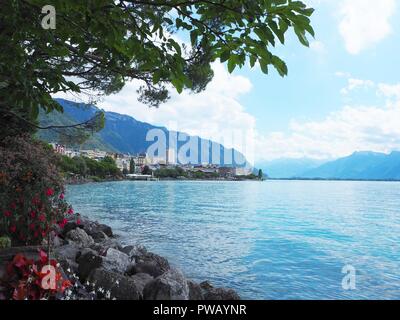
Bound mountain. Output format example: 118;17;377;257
299;151;400;180
256;158;326;178
38;98;249;167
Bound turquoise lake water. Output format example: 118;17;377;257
66;180;400;300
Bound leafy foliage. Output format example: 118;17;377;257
58;155;121;178
0;0;314;130
0;236;11;249
0;135;72;245
1;250;71;300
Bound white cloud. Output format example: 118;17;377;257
338;0;396;54
378;83;400;100
340;78;375;95
95;62;256;160
256;81;400;161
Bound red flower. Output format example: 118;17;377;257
67;207;74;215
30;210;36;218
29;223;36;231
58;218;67;228
45;188;54;197
60;280;72;293
39;250;48;264
38;214;46;222
10;225;16;233
76;219;81;225
59;193;65;200
4;210;11;217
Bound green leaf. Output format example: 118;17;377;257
220;50;231;63
227;56;237;73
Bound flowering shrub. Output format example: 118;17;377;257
2;250;71;300
0;135;73;245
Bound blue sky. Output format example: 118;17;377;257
56;0;400;163
237;0;400;134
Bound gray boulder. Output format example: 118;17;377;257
121;244;148;258
143;268;189;300
102;248;131;274
66;228;94;247
130;273;154;297
188;280;204;300
90;238;123;256
61;221;80;236
78;217;114;239
98;224;113;238
87;269;140;300
77;250;103;281
54;243;80;261
90;231;108;243
200;281;240;300
130;251;170;277
54;243;81;274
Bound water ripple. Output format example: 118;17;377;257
66;180;400;300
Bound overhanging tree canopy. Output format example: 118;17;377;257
0;0;314;133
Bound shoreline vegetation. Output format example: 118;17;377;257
59;154;264;184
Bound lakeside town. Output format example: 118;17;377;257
50;142;258;181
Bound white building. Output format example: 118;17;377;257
234;167;253;176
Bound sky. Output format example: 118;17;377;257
55;0;400;164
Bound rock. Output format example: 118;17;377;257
188;280;204;300
53;235;67;247
54;243;81;274
54;243;80;261
121;244;147;258
99;224;113;238
130;273;154;297
87;269;140;300
90;231;108;243
200;281;240;300
77;250;103;281
66;228;94;247
61;221;79;236
59;259;79;275
102;248;131;274
78;217;113;240
129;261;164;278
143;268;189;300
90;238;123;256
130;252;170;277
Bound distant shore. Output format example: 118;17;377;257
267;178;400;182
65;175;263;185
65;176;400;185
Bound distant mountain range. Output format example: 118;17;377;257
299;151;400;180
256;158;326;179
38;99;248;167
258;152;400;181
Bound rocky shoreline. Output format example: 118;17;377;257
0;214;240;300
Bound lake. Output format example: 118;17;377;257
66;180;400;300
